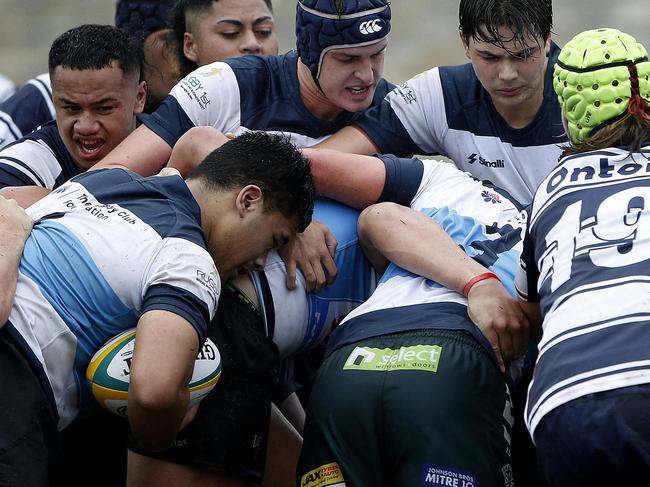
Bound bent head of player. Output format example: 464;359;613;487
459;0;552;124
553;28;650;154
49;24;147;170
186;131;315;280
295;0;391;114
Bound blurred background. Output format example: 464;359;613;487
0;0;648;85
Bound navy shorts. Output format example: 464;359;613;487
298;328;515;487
534;383;650;486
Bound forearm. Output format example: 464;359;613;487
358;202;488;293
314;125;378;154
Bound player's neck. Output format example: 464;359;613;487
297;59;344;121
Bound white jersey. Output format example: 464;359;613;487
328;155;527;356
355;44;566;205
516;143;650;438
7;168;218;429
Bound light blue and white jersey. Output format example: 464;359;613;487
0;73;55;149
328;155;526;356
258;198;376;358
6;168;219;429
355;44;566;205
515;142;650;439
143;51;394;149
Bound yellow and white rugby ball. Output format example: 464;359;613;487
87;328;221;418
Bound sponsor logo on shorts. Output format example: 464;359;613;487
422;465;478;487
301;462;346;487
343;345;442;372
467;154;505;168
359;19;383;35
481;189;502;204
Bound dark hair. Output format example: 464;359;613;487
170;0;274;77
188;131;314;232
48;24;144;81
459;0;552;53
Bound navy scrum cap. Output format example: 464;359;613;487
115;0;174;39
296;0;391;80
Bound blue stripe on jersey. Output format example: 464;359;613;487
0;156;44;187
438;43;563;146
304;199;373;350
378;154;424;206
142;283;211;344
20;220;140;402
140;100;195;148
325;301;495;363
0;113;21;139
23;121;81;187
528;318;650;420
71;168;206;248
380;206;521;296
354;95;421;156
0;82;54;136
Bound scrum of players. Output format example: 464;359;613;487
0;0;649;485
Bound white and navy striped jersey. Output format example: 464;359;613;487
5;168;219;429
0;73;55;149
0;121;80;189
516;143;650;438
354;44;566;205
143;52;394;149
256;198;376;358
326;155;527;357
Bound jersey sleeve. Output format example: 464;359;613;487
142;62;242;148
141;237;220;344
355;68;447;157
376;154;424;205
0;75;55;150
515;223;541;303
0;138;61;189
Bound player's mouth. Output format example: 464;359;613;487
497;86;523;97
75;138;105;161
346;84;373;99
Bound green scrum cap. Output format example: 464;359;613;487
553;28;650;143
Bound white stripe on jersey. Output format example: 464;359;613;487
0;138;62;187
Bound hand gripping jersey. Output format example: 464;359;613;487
0;121;80;189
143;52;394;149
355;43;566;205
255;198;377;358
0;73;55;149
516;143;650;438
5;168;218;429
327;155;527;357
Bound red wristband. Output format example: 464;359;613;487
462;272;500;297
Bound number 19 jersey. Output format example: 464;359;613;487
516;143;650;438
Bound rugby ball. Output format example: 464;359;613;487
86;328;221;418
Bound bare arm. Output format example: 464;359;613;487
302;147;386;208
93;125;173;175
166;127;230;177
314;125;379;155
358;202;529;371
128;310;200;452
518;298;543;340
0;195;33;325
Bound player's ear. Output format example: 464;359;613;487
184;32;199;63
236;185;263;217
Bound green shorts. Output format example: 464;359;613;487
297;328;514;487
